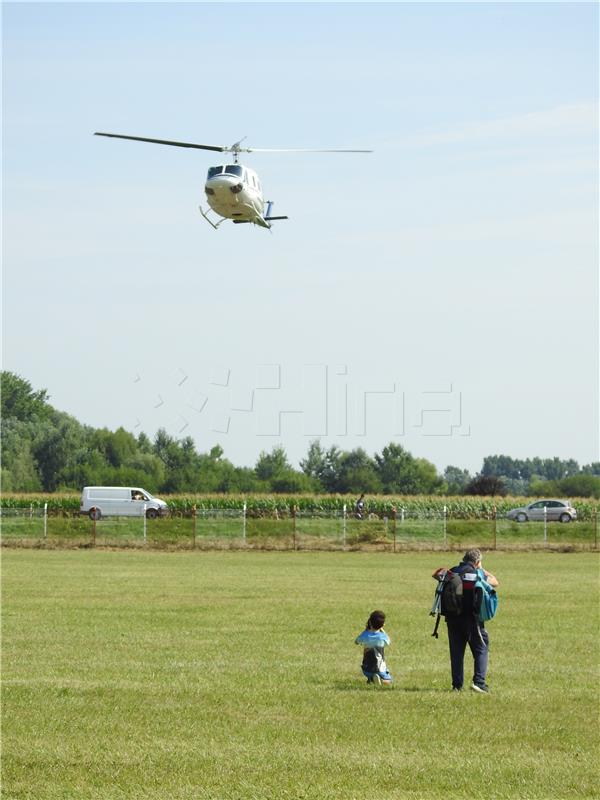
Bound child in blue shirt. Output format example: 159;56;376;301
355;609;393;685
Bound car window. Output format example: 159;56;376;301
529;501;544;509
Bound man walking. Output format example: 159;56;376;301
432;548;499;693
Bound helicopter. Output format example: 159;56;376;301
94;132;372;230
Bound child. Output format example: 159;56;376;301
355;609;393;685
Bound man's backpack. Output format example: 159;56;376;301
430;567;498;638
478;579;498;622
440;571;465;617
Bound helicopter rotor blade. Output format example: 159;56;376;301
94;133;373;155
94;133;227;152
246;148;373;153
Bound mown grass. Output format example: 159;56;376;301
2;550;599;799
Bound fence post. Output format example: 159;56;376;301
443;505;447;548
92;514;96;548
342;504;347;550
594;509;598;551
392;507;397;553
243;502;247;545
292;505;297;551
43;503;48;539
143;504;147;545
543;506;548;546
192;505;197;549
493;505;497;550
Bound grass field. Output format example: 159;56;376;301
2;550;599;799
1;511;597;551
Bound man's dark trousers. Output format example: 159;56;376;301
446;616;489;689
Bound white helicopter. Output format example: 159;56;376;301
94;132;372;230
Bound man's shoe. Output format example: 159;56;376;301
470;682;490;694
372;675;382;686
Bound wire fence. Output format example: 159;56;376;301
1;505;598;551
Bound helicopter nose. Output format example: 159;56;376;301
206;175;235;191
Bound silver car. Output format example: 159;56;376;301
506;499;577;524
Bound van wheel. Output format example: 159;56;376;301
89;508;101;521
146;508;158;520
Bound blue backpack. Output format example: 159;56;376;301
477;573;498;622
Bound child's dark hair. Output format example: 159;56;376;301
366;610;386;630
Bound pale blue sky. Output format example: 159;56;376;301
3;2;598;473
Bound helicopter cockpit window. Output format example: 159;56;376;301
224;165;243;178
207;166;223;178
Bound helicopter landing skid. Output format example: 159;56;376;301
198;205;226;230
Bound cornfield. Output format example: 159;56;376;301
2;493;598;521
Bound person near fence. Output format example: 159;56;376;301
354;494;365;520
432;548;499;693
355;609;393;685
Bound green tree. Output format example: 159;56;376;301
336;448;382;494
414;458;445;494
482;454;582;485
120;453;166;493
374;443;418;494
464;474;507;496
320;446;343;492
137;432;153;454
582;462;600;476
196;447;242;492
270;470;320;493
153;430;200;492
220;465;265;493
300;440;327;488
482;455;525;480
443;465;471;494
0;419;42;491
373;443;443;494
1;371;52;422
32;412;87;491
530;474;600;499
91;427;138;468
255;446;292;481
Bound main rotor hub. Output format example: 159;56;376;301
230;138;247;163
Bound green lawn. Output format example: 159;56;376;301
2;550;599;799
1;512;597;551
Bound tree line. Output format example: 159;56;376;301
2;372;599;497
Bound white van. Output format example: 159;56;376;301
80;487;168;520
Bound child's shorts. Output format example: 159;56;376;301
362;669;393;684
